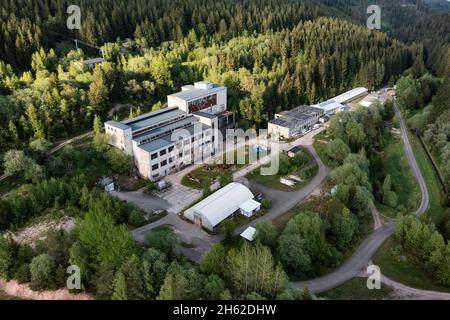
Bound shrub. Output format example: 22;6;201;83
128;210;146;227
261;198;272;209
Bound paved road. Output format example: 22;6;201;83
380;274;450;300
293;100;430;293
111;190;170;213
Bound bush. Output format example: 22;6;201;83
261;198;272;209
384;191;398;208
128;210;146;227
29;253;55;290
144;228;176;256
15;264;30;284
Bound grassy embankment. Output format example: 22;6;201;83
319;277;393;300
246;150;318;192
372;129;449;293
375;133;420;219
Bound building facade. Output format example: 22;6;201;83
105;82;234;181
268;105;324;139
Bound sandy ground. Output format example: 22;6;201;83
0;279;92;300
6;216;75;246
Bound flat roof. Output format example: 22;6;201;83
168;85;226;101
185;183;254;228
288;146;303;154
240;227;257;241
133;116;198;144
105;120;130;130
194;111;217;119
124;107;186;132
83;57;105;64
138;123;210;153
314;100;344;112
239;199;261;213
270;105;323;129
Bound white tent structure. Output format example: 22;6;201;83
313;99;345;115
184;182;255;231
333;87;368;104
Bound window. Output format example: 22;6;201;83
160;149;167;156
179;152;183;158
169;157;174;163
151;164;159;171
151;153;158;160
161;160;167;167
168;146;174;152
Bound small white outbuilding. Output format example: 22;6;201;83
239;199;261;218
240;227;257;242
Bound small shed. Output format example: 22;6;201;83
239;199;261;217
98;177;115;193
240;227;257;242
287;146;303;158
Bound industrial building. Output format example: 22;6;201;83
268;87;369;139
184;182;260;231
332;87;368;104
313;99;345;116
105;81;235;181
268;105;324;139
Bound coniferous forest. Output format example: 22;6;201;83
0;0;450;302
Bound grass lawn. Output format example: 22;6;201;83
319;277;393;300
246;150;318;192
181;165;230;189
373;237;450;292
271;197;325;230
377;134;420;218
409;132;447;225
312;130;337;168
181;145;254;190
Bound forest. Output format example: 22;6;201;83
0;15;412;154
0;0;449;300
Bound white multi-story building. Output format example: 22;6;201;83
105;82;235;181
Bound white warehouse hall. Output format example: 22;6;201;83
184;182;260;231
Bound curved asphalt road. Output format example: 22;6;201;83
293;101;429;293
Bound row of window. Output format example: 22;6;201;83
150;132;212;160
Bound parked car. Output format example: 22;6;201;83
255;193;264;201
156;180;171;191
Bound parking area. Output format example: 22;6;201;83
153;180;203;214
111;190;170;213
